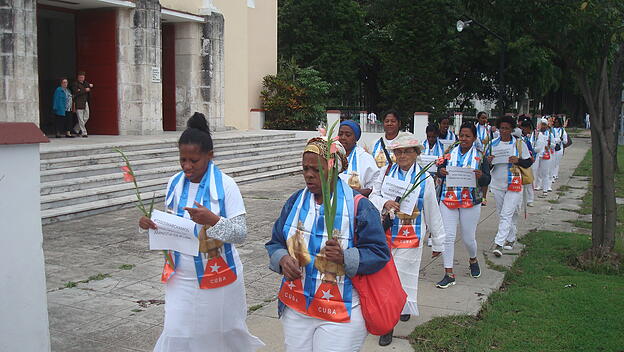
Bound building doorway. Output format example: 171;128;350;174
37;5;119;135
37;7;76;134
162;23;176;131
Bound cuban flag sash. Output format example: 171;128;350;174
442;145;480;209
488;137;522;192
384;163;427;249
278;179;356;323
423;139;444;156
439;130;457;142
476;124;489;143
541;130;552;160
161;162;238;289
372;138;394;168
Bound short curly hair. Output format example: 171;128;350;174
495;115;517;129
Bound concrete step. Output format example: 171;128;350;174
41;151;302;195
40;137;304;170
40;141;306;182
40;132;296;159
40;154;302;209
41;165;302;224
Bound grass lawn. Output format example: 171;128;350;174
409;231;624;351
410;146;624;351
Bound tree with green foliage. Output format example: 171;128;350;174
261;60;330;130
278;0;365;106
466;0;624;260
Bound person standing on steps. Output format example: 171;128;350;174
71;71;93;138
52;77;75;138
139;112;264;352
370;110;408;168
436;122;491;289
369;134;446;347
338;120;380;197
486;116;533;257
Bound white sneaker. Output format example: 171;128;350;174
503;241;514;250
493;245;503;257
539;192;547;198
527;202;534;207
427;237;432;247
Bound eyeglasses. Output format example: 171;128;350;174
393;149;417;156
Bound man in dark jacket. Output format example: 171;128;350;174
71;71;93;137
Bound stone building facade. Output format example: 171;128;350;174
0;0;237;135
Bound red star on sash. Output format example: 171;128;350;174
508;176;522;192
442;188;460;209
199;256;237;289
161;252;175;283
307;282;350;323
278;278;307;314
460;188;474;208
392;225;419;248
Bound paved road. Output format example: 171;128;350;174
44;139;590;351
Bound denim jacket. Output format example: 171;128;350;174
265;188;390;317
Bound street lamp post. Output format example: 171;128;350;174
457;18;507;114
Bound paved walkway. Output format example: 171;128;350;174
43;139;590;351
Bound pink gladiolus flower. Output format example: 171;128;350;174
435;157;445;166
328;158;335;169
332;136;340;141
318;127;327;136
330;142;338;154
474;156;481;162
121;166;130;173
123;172;135;182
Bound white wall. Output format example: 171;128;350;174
0;144;51;352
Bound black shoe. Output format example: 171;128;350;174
436;274;456;288
400;314;410;322
65;134;75;138
378;330;393;346
469;261;481;278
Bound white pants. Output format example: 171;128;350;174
439;203;481;269
524;184;533;205
281;306;368;352
537;157;553;191
491;188;523;246
528;157;540;200
392;246;423;316
552;149;563;179
74;102;90;135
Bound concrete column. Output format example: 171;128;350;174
453;112;463;135
413;112;429;143
116;0;163;135
0;123;50;352
249;108;265;130
0;1;38;125
326;110;341;131
200;13;225;131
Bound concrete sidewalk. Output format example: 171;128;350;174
43;139;590;352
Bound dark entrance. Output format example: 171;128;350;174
37;7;76;134
37;5;119;135
162;23;176;131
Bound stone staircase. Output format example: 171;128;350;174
40;132;305;224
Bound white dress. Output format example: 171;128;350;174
153;175;264;352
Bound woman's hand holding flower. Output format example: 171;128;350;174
139;216;157;230
324;239;344;264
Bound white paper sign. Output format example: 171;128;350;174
491;144;513;164
445;166;476;188
151;66;161;83
381;176;419;214
418;155;438;173
440;139;455;151
149;210;199;256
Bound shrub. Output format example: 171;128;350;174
261;59;330;130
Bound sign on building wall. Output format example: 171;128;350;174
151;67;161;83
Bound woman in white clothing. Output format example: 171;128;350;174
486;116;533;256
551;116;569;181
520;119;546;207
535;118;557;196
369;134;446;346
435;122;491;289
370;110;409;168
139;113;264;352
338;120;380;196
